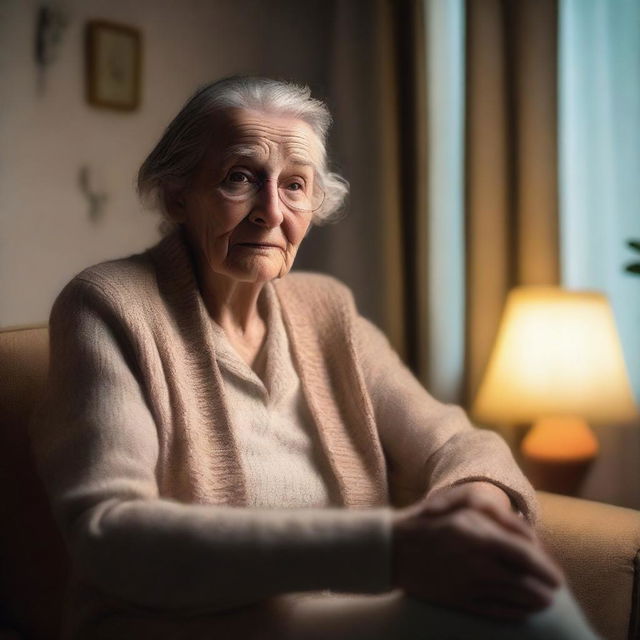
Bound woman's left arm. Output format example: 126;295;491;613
355;316;536;521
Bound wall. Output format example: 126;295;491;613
0;0;335;327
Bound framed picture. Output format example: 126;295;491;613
85;20;141;111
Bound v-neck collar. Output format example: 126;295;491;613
148;228;389;507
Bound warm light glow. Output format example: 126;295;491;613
472;287;638;425
521;416;599;461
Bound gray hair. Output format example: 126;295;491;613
137;76;349;229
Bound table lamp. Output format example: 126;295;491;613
472;286;638;494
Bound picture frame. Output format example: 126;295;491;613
85;20;141;111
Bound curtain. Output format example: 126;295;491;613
300;0;428;368
392;0;430;376
464;0;560;406
310;0;562;409
295;0;400;352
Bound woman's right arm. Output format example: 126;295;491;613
352;314;563;619
29;279;392;613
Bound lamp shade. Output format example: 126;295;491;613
472;287;638;425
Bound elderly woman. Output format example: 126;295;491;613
31;76;597;639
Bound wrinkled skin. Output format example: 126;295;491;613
169;107;319;287
167;107;321;364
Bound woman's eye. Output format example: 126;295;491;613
286;180;304;192
228;171;249;183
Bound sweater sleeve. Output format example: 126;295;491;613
354;316;537;522
29;278;392;613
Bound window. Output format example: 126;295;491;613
559;0;640;404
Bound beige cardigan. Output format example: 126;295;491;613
30;229;536;633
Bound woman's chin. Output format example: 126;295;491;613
225;256;290;283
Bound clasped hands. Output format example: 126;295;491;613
391;482;563;621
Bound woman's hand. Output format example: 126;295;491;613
391;482;564;620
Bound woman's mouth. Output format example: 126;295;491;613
236;242;283;250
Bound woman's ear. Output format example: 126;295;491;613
164;183;187;223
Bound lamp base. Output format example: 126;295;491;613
520;416;598;496
522;457;594;495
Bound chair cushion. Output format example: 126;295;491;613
0;327;68;640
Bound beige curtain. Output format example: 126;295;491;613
390;0;430;377
295;0;398;352
319;0;428;371
313;0;561;402
464;0;560;406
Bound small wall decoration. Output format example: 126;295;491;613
35;4;69;94
85;20;141;111
36;5;69;68
78;165;109;222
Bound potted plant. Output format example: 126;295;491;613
625;240;640;275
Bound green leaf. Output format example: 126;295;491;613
625;263;640;275
627;239;640;253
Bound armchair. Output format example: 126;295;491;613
1;326;638;639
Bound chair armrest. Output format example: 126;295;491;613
536;491;640;640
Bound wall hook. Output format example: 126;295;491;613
78;165;108;223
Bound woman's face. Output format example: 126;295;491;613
174;108;321;284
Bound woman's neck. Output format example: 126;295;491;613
185;233;268;367
201;269;265;336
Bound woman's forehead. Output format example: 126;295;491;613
212;108;322;167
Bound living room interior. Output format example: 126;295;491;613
1;1;639;639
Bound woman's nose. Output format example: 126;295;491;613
248;181;284;228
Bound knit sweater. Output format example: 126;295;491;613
29;229;537;635
212;284;333;508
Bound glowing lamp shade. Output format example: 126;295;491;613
472;287;637;427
